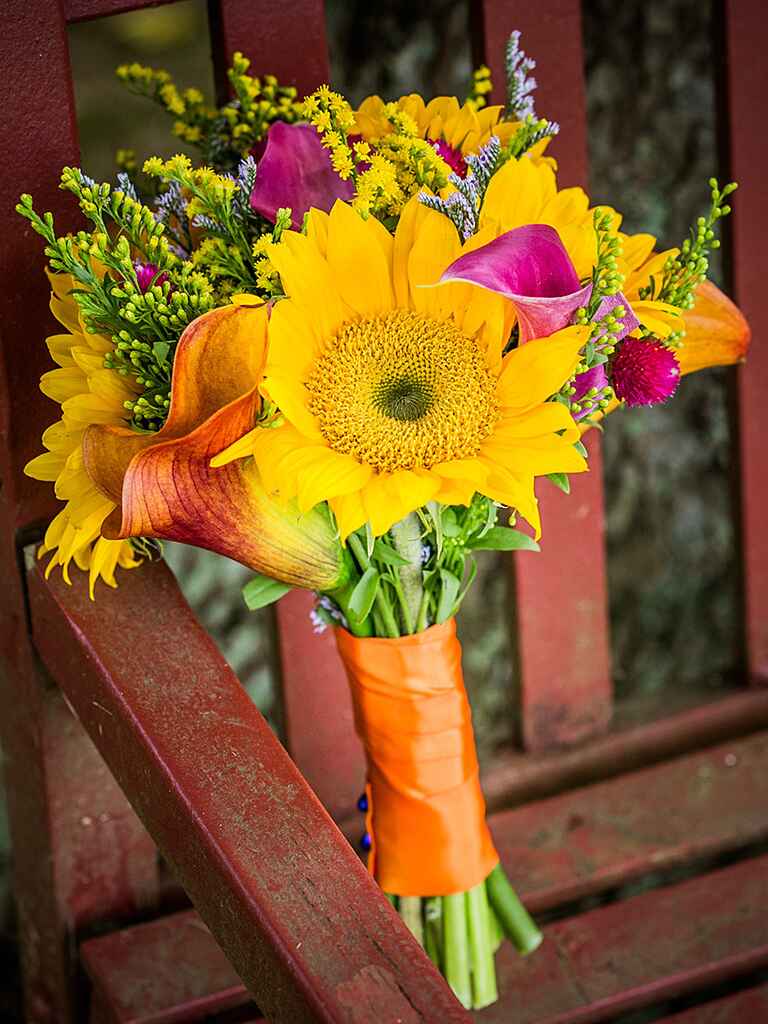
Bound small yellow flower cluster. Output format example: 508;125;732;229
143;155;236;222
467;65;493;111
116;148;138;174
251;234;280;293
303;86;358;179
117;56;303;161
305;90;451;218
226;53;303;154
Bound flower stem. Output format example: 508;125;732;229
348;533;401;637
486;864;542;955
466;882;498;1009
443;892;472;1008
424;896;443;970
488;902;504;952
390;513;424;634
399;896;424;946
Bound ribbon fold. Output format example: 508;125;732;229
335;619;499;896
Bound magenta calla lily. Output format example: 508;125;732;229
250;122;354;229
439;224;592;343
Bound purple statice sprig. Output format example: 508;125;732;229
505;30;537;121
419;135;502;241
310;594;348;634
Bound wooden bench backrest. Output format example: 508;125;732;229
0;0;765;1020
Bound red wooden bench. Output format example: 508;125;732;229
1;1;766;1021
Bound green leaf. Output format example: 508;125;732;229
436;569;461;624
153;340;170;364
242;574;292;611
349;566;380;621
441;507;461;538
574;439;588;457
426;501;443;558
470;526;540;552
547;472;570;494
591;352;609;366
373;539;410;567
453;557;478;615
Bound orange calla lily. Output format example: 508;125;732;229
677;279;751;375
83;303;348;591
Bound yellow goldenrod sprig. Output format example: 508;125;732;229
467;65;493;111
117;55;303;170
302;86;358;180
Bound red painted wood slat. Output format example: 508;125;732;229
207;0;368;816
480;854;768;1024
0;5;160;1022
209;0;329;99
658;984;768;1022
724;0;768;682
479;686;768;812
490;729;768;912
28;560;470;1024
83;910;253;1023
63;0;175;23
475;0;613;752
277;592;365;820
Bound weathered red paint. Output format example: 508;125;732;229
83;909;253;1023
491;730;768;913
81;728;768;1023
0;5;159;1023
28;560;470;1024
475;0;613;752
723;0;768;683
209;0;330;100
479;686;768;812
63;0;175;23
482;855;768;1024
658;984;768;1022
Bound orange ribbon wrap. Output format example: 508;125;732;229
335;619;499;897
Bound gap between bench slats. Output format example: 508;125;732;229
658;982;768;1022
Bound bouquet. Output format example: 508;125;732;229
18;33;749;1010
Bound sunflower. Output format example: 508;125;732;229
355;93;548;176
215;199;590;541
25;272;142;595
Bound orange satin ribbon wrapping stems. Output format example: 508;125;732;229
335;618;499;897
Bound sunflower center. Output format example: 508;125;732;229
305;309;499;473
372;375;434;421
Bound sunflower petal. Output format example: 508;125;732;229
497;324;590;410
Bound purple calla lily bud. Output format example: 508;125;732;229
250;122;354;229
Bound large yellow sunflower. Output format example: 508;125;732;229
354;93;550;174
25;272;142;595
215;198;590;541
